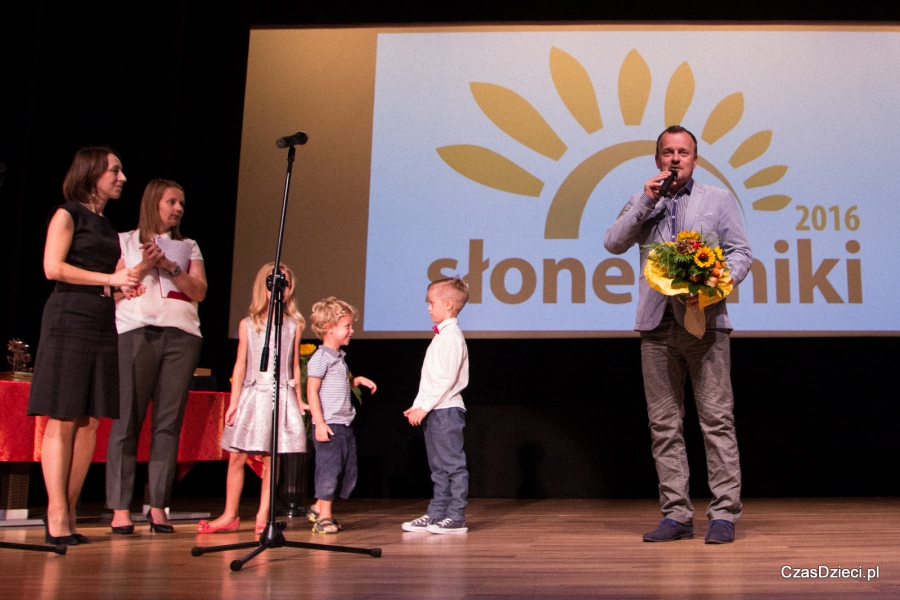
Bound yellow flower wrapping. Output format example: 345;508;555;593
643;254;734;311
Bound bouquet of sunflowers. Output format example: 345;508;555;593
298;343;318;404
643;231;733;338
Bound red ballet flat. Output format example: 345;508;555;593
195;518;240;533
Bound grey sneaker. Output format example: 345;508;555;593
425;518;468;534
402;515;435;532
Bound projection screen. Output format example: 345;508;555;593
231;24;900;338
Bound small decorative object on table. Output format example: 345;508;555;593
5;339;33;381
643;231;733;338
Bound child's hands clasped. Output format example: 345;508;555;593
404;407;427;426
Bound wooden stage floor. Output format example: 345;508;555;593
2;497;898;599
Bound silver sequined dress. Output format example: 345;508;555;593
219;317;307;454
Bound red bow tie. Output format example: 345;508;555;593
432;325;440;334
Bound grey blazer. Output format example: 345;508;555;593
604;182;752;332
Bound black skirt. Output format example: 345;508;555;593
27;289;119;419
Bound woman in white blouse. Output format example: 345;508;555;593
105;178;207;534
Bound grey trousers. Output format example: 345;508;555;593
106;326;202;510
640;311;742;524
424;407;468;521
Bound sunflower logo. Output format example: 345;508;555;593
437;48;790;240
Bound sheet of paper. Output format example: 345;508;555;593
156;237;192;300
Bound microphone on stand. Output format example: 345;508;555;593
658;168;678;197
275;132;309;148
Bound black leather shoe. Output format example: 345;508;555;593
72;533;90;544
147;511;175;534
705;519;735;544
643;518;694;542
45;532;79;546
110;524;135;535
41;514;79;546
44;519;78;546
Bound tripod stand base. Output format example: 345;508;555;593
191;521;381;570
0;541;67;555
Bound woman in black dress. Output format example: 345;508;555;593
27;147;139;545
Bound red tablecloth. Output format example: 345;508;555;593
0;381;228;462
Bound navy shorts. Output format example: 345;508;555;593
313;423;357;500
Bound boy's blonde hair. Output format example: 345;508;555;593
248;262;306;333
309;296;359;339
428;276;469;312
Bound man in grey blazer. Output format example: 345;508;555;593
604;125;752;544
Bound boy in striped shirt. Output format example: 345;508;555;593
306;297;376;534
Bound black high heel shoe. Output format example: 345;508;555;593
146;510;175;534
110;524;135;535
42;515;78;546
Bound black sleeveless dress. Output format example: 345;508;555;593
27;202;121;419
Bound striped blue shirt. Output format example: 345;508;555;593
307;346;355;425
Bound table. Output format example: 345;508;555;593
0;381;229;521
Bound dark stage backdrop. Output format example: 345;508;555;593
4;2;899;503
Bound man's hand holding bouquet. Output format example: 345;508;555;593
643;231;733;338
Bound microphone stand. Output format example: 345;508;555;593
191;142;381;571
0;540;67;555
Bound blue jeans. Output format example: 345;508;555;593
424;407;468;521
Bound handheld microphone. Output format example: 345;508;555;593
658;168;678;197
275;132;308;148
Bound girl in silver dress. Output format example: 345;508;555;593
196;263;308;535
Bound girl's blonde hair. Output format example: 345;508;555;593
248;262;306;333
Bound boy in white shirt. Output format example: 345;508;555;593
402;277;470;534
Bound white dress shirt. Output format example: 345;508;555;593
411;318;468;413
